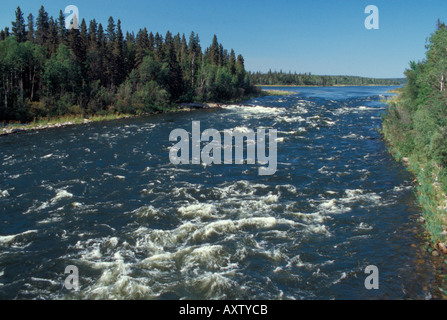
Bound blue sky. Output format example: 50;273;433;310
0;0;445;78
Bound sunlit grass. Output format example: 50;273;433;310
1;113;139;134
261;89;297;96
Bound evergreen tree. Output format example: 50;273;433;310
11;6;26;43
0;7;256;122
35;6;50;48
26;14;35;43
135;27;149;66
48;17;59;55
113;19;125;85
57;10;67;45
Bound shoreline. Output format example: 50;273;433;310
256;84;404;88
382;93;447;252
0;86;399;137
0;89;300;137
0;102;228;137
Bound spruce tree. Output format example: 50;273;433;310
57;10;67;45
11;6;26;43
36;6;50;48
26;14;35;43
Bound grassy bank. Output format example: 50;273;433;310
0;104;187;136
1;113;142;135
260;88;297;96
380;23;447;258
0;94;256;136
382;93;447;251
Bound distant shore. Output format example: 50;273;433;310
257;84;404;88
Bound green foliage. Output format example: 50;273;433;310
382;21;447;243
249;70;406;86
0;6;256;123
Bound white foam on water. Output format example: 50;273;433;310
200;217;295;241
83;254;154;300
275;184;297;194
279;115;306;123
357;222;373;231
213;180;259;198
134;223;195;250
307;224;331;235
263;194;279;204
340;189;381;204
186;270;238;299
332;105;380;116
134;216;293;247
71;202;83;208
332;272;348;284
318;166;332;174
393;185;413;192
0;190;9;197
292;212;326;224
182;245;227;271
37;216;63;225
178;203;218;219
318;199;351;214
31;277;60;286
131;205;159;218
341;133;365;139
224;105;285;115
73;228;245;299
232;126;253;134
357;106;377;111
286;255;315;269
294;104;309;114
51;190;73;204
262;248;287;262
0;230;38;246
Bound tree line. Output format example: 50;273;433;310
0;6;256;122
249;70;406;86
382;20;447;243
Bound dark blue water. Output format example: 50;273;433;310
0;86;437;299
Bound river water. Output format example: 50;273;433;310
0;86;439;299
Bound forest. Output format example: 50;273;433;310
382;20;447;244
0;6;257;122
249;70;406;86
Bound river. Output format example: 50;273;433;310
0;86;438;299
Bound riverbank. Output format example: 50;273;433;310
0;88;298;137
0;102;229;136
382;90;447;299
382;93;447;254
260;88;296;96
